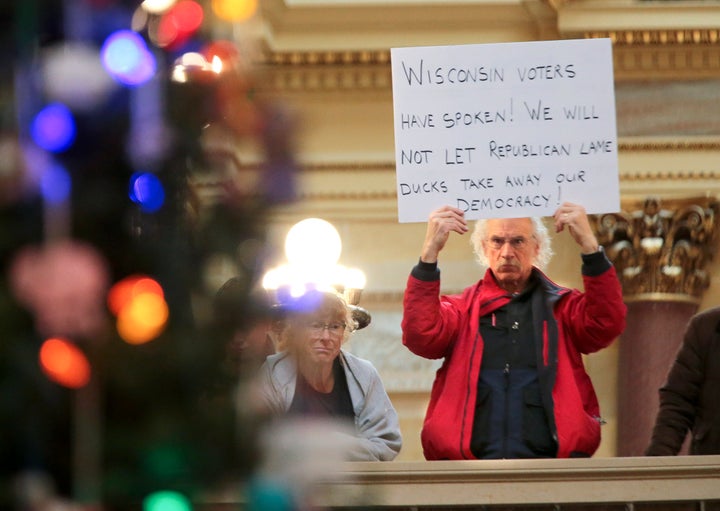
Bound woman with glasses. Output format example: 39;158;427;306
255;289;402;461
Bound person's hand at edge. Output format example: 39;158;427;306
421;205;468;263
552;202;600;254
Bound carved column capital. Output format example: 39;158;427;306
593;196;719;303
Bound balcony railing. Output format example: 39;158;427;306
202;455;720;510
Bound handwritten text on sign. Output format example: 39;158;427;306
391;39;619;223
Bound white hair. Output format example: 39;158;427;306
470;217;553;270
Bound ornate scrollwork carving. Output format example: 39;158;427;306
594;197;719;300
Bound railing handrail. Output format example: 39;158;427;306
310;455;720;508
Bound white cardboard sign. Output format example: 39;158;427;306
391;38;620;223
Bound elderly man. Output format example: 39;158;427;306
402;202;626;460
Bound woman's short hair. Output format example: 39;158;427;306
470;217;553;270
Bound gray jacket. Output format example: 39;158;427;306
258;350;402;461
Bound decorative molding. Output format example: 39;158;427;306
579;30;720;80
257;32;720;56
253;44;389;91
253;26;720;90
619;170;720;182
618;139;720;151
586;29;720;46
292;190;397;201
594;196;720;301
299;162;394;172
263;49;391;67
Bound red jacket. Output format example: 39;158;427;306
402;263;626;459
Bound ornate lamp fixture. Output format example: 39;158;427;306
262;218;370;329
594;196;719;302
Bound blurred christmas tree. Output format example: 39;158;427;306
0;1;296;509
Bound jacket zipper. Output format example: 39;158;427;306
502;362;510;458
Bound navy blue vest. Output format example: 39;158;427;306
471;276;558;459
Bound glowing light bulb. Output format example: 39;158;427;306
344;267;367;290
177;51;206;68
142;0;177;14
31;103;76;153
108;275;165;316
39;338;91;389
143;491;191;511
212;0;258;22
262;265;287;290
129;172;165;213
284;218;342;271
211;55;223;73
101;30;157;86
157;0;204;48
40;162;72;204
171;0;204;33
203;40;239;68
117;292;169;345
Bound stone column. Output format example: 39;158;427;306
594;196;719;457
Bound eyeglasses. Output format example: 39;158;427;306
306;321;347;337
486;236;531;250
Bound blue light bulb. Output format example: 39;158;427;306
129;172;165;213
31;103;76;153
